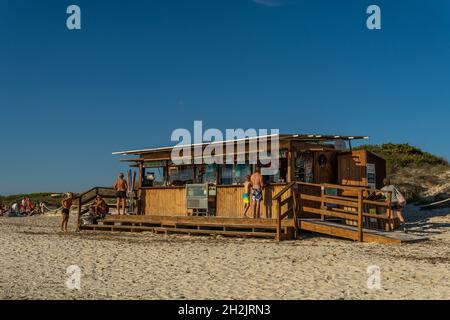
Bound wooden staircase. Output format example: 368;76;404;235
80;215;296;239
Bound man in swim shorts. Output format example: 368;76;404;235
114;173;128;215
61;192;73;232
250;167;265;219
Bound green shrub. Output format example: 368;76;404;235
355;143;449;173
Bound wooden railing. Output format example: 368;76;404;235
75;187;118;231
272;182;297;241
297;182;395;241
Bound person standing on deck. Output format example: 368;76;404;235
242;175;251;217
114;173;128;215
250;167;265;219
61;192;73;232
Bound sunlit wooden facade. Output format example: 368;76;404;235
113;134;384;219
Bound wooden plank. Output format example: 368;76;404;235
77;197;82;231
298;194;322;202
299;219;358;241
276;199;281;242
279;196;292;207
153;227;276;238
80;224;155;232
323;195;358;207
357;190;363;242
320;186;325;221
273;182;295;200
300;193;359;208
292;185;299;237
280;208;293;220
302;206;358;221
298;219;428;244
169;221;279;230
103;215;296;227
363;199;390;207
327;207;390;221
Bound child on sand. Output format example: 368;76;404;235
243;175;251;217
61;192;73;232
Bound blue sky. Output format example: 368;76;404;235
1;0;449;194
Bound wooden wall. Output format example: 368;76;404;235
142;184;290;218
337;150;386;189
313;151;337;184
143;187;187;215
216;184;290;218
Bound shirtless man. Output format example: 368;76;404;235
114;173;128;215
250;167;265;218
61;192;73;232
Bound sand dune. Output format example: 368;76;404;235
0;206;449;300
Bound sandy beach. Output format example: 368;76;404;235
0;206;449;300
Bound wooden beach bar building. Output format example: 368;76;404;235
77;133;425;244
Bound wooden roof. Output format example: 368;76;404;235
112;133;369;156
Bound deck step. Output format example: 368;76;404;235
98;219;161;226
79;224;276;238
102;215;295;227
152;227;276;238
174;221;277;230
80;224;154;232
98;218;281;230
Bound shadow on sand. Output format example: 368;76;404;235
403;205;450;235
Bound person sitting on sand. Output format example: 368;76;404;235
19;199;26;214
114;173;128;215
11;202;19;215
0;203;6;216
242;175;251;217
60;192;73;232
27;201;35;216
39;202;46;214
380;178;407;231
250;167;265;219
90;195;109;218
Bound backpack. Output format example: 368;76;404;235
394;188;407;207
80;213;94;226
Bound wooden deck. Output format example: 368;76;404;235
80;215;296;240
298;219;428;244
79;214;427;244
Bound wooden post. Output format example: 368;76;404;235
287;141;293;183
386;191;392;231
292;183;299;238
276;199;282;241
77;197;82;231
357;189;363;242
320;185;325;221
137;163;143;215
296;184;301;239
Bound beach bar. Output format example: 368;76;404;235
77;133;425;243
